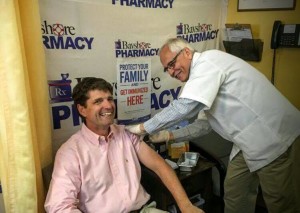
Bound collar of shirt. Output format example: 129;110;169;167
81;123;116;146
190;52;201;77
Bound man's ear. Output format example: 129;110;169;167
77;104;87;118
184;47;193;60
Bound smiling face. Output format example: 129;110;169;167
160;46;193;82
77;89;115;136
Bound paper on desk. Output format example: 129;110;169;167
165;159;179;169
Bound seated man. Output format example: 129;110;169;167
44;77;204;213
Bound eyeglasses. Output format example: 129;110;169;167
163;49;183;72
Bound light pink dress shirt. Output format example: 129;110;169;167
45;123;150;213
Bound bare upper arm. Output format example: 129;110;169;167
137;141;167;173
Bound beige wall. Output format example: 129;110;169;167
226;0;300;109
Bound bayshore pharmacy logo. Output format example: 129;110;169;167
48;73;73;103
176;22;219;43
115;39;159;58
52;23;65;36
111;0;175;9
41;20;94;50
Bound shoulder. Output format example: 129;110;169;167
55;130;83;158
200;49;228;58
110;124;140;142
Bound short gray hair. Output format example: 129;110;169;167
159;37;195;55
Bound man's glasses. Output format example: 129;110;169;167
163;49;183;72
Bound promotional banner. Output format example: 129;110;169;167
39;0;228;153
117;58;151;125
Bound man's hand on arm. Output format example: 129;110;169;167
149;130;173;143
125;123;147;135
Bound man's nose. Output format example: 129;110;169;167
103;99;114;107
168;68;176;78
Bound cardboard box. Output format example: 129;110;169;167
168;141;189;159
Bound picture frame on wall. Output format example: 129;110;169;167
238;0;296;11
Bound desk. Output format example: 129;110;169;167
141;155;215;212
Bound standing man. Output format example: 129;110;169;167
126;38;300;213
44;77;204;213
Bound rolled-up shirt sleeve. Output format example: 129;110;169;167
144;98;205;134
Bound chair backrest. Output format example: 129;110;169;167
42;163;54;195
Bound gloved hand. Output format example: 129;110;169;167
149;130;170;143
125;123;146;135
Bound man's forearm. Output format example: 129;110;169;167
154;159;193;211
172;119;212;142
138;142;204;213
144;98;203;134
